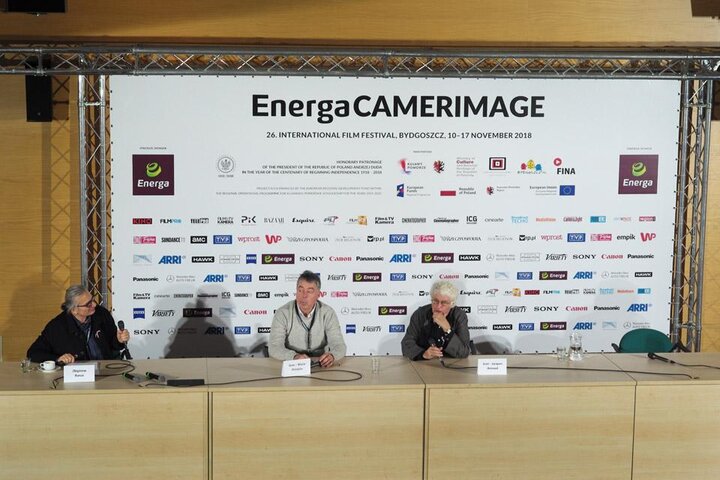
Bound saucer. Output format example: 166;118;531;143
40;367;61;373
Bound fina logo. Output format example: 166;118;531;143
389;234;409;243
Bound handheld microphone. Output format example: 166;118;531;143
648;352;675;364
122;372;144;383
145;371;167;382
117;320;133;360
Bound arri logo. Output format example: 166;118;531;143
132;154;174;195
389;254;412;263
618;154;658;194
627;303;650;312
158;255;182;265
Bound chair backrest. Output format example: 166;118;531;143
617;328;673;353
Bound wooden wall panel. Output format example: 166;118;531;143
0;0;717;46
0;76;80;362
701;122;720;352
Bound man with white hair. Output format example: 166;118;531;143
401;280;470;360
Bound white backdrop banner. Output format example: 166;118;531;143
109;76;679;358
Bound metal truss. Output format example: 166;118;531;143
78;75;110;304
1;44;716;348
1;45;720;79
672;79;714;351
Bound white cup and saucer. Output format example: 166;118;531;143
39;360;60;372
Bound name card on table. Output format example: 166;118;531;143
64;363;96;383
281;358;311;377
477;358;507;376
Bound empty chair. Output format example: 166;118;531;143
611;328;679;353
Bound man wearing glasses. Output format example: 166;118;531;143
401;280;471;360
27;285;130;363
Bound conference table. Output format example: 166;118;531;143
1;353;719;480
605;352;720;480
413;354;637;480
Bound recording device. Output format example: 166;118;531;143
145;371;167;382
310;361;321;368
647;352;676;364
117;320;133;360
122;372;144;383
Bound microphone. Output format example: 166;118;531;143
145;371;167;382
117;320;133;360
648;352;675;364
122;372;145;383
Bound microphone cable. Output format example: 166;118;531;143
439;359;698;380
51;360;136;389
647;352;720;369
143;367;364;388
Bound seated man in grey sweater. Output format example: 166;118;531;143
268;270;346;367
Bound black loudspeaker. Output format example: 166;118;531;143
1;0;66;13
25;73;53;122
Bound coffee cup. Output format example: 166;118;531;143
40;360;56;371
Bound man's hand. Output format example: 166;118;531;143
422;346;444;360
318;352;335;368
432;312;451;332
57;353;75;364
293;353;310;360
117;328;130;343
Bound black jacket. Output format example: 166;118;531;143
401;304;471;360
27;305;124;362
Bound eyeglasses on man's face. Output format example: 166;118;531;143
77;298;97;308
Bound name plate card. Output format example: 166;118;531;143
64;363;96;383
281;358;311;377
477;358;507;376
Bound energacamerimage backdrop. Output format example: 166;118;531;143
109;76;679;358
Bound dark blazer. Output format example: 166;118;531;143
401;304;471;360
27;305;124;362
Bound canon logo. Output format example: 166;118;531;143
243;309;268;315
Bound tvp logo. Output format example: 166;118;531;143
618;154;658;194
133;154;175;195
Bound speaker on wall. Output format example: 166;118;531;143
1;0;66;14
25;57;53;122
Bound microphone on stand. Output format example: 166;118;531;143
145;371;167;383
122;372;144;383
117;320;133;360
647;352;675;364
